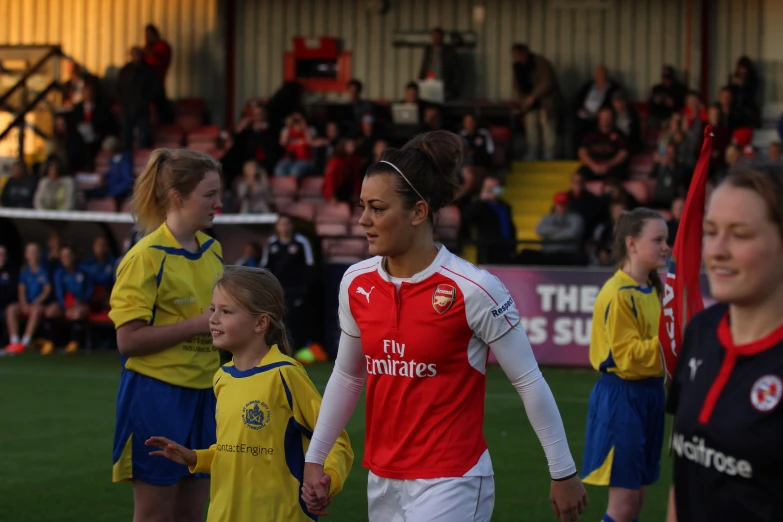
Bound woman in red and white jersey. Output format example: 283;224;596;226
301;130;588;522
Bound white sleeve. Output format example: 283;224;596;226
492;324;578;479
304;333;366;464
338;273;360;338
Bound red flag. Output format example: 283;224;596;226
659;124;713;380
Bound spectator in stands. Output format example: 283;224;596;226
419;27;461;100
657;113;695;168
592;201;628;266
235;242;261;268
84;137;134;207
81;236;115;310
34;158;75;211
72;80;115;171
261;214;315;352
611;91;643;154
3;242;50;354
766;142;783;168
454;113;494;206
274;112;316;178
718;86;741;132
682;90;707;147
420;105;444;133
144;24;174;123
648;65;687;126
402;81;426;123
650;141;687;209
462;177;516;265
43;232;63;280
511;43;562;160
573;65;619;152
45;114;86;173
236;160;273;214
708;102;730;177
223;100;280;184
601;178;640;210
62;61;97;108
0;160;36;208
0;246;15;343
324;121;342;158
47;245;92;354
720;144;744;181
117;46;159;151
667;197;684;246
577;106;629;181
728;56;759;127
355;112;386;163
567;170;603;241
519;192;585;265
323;137;363;205
347;79;374;127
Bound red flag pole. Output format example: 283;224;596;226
659;124;713;382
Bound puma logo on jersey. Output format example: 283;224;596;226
688;358;702;381
356;286;375;303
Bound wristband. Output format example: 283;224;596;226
552;471;578;482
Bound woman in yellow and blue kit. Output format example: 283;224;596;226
582;208;670;522
109;148;224;522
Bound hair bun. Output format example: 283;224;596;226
401;130;465;213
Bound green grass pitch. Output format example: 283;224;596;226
0;353;672;521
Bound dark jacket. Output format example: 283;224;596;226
117;61;159;118
1;175;37;208
418;44;461;100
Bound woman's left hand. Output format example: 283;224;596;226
549;475;588;521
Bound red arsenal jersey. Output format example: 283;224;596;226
338;246;519;480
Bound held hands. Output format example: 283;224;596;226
301;463;332;516
145;436;197;468
549;474;588;522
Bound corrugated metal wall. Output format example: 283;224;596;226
0;0;225;122
711;0;763;99
235;0;702;119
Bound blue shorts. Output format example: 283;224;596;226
581;372;665;489
112;368;217;485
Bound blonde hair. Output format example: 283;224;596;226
215;265;292;356
131;148;222;234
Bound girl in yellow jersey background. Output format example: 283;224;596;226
110;148;224;522
581;208;670;522
146;266;353;522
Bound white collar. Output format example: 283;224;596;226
377;243;449;284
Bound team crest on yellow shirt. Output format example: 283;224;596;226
242;400;271;430
432;284;456;314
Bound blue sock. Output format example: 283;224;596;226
602;515;616;522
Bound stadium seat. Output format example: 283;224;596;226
300;177;324;199
271;176;298;198
188;141;218;155
316;202;351;223
629;153;654;179
315;222;347;236
323;238;367;258
437;205;461;228
350;224;366;237
86;198;117;212
623;180;650;204
155;124;185;146
585;180;604;196
273;196;295;210
287;201;316;221
94;151;112;173
434;225;459;240
188;125;220;144
121;199;132;213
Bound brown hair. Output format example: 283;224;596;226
718;167;783;240
131;148;221;234
365;130;465;221
613;207;666;296
215;265;292;356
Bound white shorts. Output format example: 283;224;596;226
367;471;495;522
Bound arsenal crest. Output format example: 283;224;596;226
432;284;456;314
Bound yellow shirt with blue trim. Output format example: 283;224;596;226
589;270;663;380
109;223;224;389
190;345;354;522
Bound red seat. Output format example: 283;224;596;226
585;181;604;196
88;310;111;323
188;142;217;154
273;196;295;211
323;238;367;258
300;177;324;199
86;198;118;212
287;201;316;221
435;225;459;240
121;199;132;213
188;125;220;144
271;176;298;198
623;180;650;204
630;153;655;178
316;223;347;237
316;202;351;223
350;224;365;237
488;125;511;144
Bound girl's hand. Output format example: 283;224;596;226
145;437;197;467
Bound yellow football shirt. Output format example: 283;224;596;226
109;223;224;389
589;269;664;380
190;345;354;522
